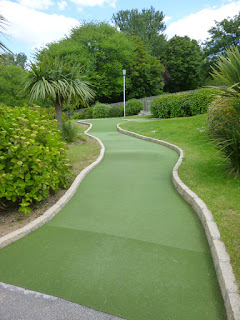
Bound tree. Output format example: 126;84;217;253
128;36;164;98
112;7;166;58
1;52;27;69
0;64;28;106
36;22;165;103
203;13;240;63
25;58;95;129
162;36;205;92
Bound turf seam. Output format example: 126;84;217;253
117;122;240;320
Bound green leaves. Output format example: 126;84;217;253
0;105;72;214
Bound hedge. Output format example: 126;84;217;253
150;89;216;118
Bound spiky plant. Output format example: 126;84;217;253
25;57;95;129
0;13;13;54
211;45;240;102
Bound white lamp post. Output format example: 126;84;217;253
123;69;126;117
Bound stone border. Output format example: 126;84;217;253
117;123;240;320
0;122;105;249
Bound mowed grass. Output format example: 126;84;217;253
66;121;101;177
120;114;240;288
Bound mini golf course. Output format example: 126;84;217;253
0;119;226;319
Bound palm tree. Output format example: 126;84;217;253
0;13;13;54
25;58;95;129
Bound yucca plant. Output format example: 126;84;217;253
210;45;240;103
208;46;240;174
25;57;95;129
0;14;13;55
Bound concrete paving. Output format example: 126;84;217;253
0;282;125;320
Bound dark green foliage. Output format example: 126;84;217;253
0;105;72;214
0;64;28;107
72;107;93;120
62;121;79;143
208;98;240;173
92;102;111;118
112;6;166;58
109;105;124;117
150;89;215;118
162;36;205;92
126;99;143;116
128;36;164;99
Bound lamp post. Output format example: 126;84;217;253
123;69;126;117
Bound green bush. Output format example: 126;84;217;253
62;121;79;143
0;105;72;214
42;106;69;122
208;98;240;173
150;89;216;118
92;102;111;118
72;107;93;120
109;105;124;117
125;99;143;116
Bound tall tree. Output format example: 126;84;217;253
36;22;165;103
25;58;95;129
1;52;27;69
112;7;166;58
203;13;240;63
162;36;205;92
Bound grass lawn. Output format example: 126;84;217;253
66;121;101;177
120;114;240;289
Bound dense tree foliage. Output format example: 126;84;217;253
112;7;166;58
36;22;165;103
1;52;27;69
162;36;205;92
203;13;240;63
0;64;28;106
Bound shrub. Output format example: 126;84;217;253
150;89;215;118
72;107;93;120
92;102;111;118
43;106;69;122
109;105;124;117
125;99;143;116
0;105;72;214
62;121;79;143
208;98;240;173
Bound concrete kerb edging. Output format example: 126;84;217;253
117;123;240;320
0;121;105;249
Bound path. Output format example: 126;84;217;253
0;119;226;319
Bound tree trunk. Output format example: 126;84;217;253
54;103;63;130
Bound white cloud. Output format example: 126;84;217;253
17;0;54;10
0;1;80;50
165;1;240;42
57;0;68;10
70;0;116;8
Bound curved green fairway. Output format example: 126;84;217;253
0;119;226;319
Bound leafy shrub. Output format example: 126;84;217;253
0;105;72;214
208;98;240;173
43;106;68;122
72;107;93;120
150;89;216;118
92;102;111;118
62;121;79;143
125;99;143;116
109;105;124;117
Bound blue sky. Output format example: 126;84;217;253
1;0;240;60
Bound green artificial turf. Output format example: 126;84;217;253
0;119;226;320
